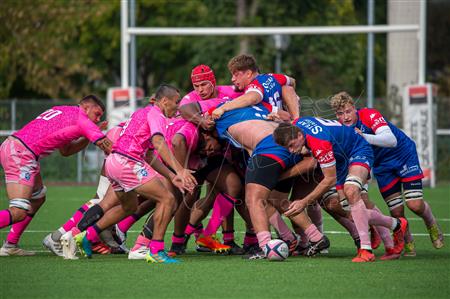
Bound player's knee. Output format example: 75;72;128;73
405;198;424;214
343;185;360;202
323;197;340;213
344;175;363;201
31;185;47;200
9;198;31;221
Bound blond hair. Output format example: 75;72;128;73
330;91;354;111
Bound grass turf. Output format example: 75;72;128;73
0;184;449;299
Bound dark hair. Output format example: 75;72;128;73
79;94;105;112
227;54;259;73
154;84;180;101
273;123;302;146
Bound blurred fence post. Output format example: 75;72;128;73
11;99;17;130
77;151;82;183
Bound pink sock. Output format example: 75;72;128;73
372;207;394;248
244;232;258;246
185;223;198;236
62;204;89;231
171;234;185;245
0;209;13;229
307;203;323;233
86;225;101;244
269;211;295;242
421;201;437;227
304;224;322;243
222;230;234;243
334;215;359;240
6;215;33;245
203;193;236;237
367;206;395;228
70;227;81;236
117;213;139;233
256;231;271;250
150;240;164;254
297;229;309;247
132;235;151;251
350;200;371;250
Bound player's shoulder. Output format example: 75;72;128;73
358;107;381;118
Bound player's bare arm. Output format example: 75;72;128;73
179;103;215;130
278;156;317;181
211;91;261;119
59;137;90;157
284;165;336;217
95;137;113;155
281;85;300;119
145;150;194;194
151;134;197;187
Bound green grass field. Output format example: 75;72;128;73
0;184;449;299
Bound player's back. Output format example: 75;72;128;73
214;102;272;137
113;106;153;160
295;117;358;159
13;106;93;158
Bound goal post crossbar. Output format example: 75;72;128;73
126;25;419;36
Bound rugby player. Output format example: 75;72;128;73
273;118;409;262
0;95;112;256
330;91;444;254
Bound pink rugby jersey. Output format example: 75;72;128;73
180;85;243;112
113;105;168;161
12;106;105;159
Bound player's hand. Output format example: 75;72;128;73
96;137;112;154
171;174;195;194
177;168;197;188
284;199;307;217
211;107;225;120
97;121;108;131
267;110;291;122
200;118;215;130
354;128;363;135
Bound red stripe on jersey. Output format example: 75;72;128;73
268;73;288;86
358;108;388;133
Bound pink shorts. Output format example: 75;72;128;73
104;153;163;192
0;137;40;187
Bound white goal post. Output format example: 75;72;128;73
120;0;426;92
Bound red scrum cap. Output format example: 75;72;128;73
191;64;216;87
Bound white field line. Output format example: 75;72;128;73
2;230;449;237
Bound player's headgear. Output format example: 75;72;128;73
191;65;216;87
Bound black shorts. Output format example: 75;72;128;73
194;155;228;184
245;155;288;191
